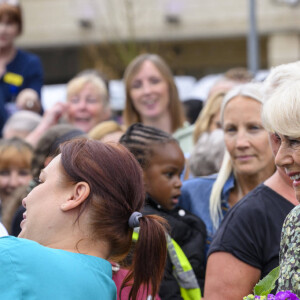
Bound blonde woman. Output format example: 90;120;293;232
261;61;300;295
179;82;275;250
204;63;300;300
25;72;111;146
66;73;111;133
189;91;226;177
192;91;225;144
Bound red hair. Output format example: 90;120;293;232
60;138;167;300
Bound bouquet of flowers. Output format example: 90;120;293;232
243;267;299;300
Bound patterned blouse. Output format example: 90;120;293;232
277;204;300;295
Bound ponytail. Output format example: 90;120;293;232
121;215;168;300
59;139;168;300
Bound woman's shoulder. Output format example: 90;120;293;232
281;206;300;250
11;49;42;68
0;237;115;299
286;204;300;219
0;235;35;246
0;236;40;253
282;205;300;235
211;184;295;247
232;184;294;216
0;236;112;274
181;174;218;197
0;236;43;265
16;49;40;61
278;205;300;294
182;173;218;188
180;174;219;206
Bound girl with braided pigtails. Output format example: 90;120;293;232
120;123;206;300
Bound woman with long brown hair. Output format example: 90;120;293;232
122;54;194;153
123;53;185;134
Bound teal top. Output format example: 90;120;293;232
0;236;116;300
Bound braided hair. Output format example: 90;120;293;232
119;123;177;169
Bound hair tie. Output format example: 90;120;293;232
128;211;142;228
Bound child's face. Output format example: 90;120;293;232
143;142;185;211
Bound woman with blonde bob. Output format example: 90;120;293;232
25;72;111;146
204;63;299;299
123;54;186;138
179;82;275;251
66;73;111;133
261;61;300;295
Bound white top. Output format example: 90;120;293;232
0;223;8;237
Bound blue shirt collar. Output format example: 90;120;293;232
221;172;235;215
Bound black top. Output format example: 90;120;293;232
208;184;294;279
143;195;206;300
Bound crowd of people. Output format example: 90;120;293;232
0;1;299;300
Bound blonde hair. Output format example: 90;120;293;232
123;53;185;133
209;82;264;229
209;150;232;229
193;91;225;143
262;61;300;137
220;82;264;124
67;73;109;106
88;120;124;140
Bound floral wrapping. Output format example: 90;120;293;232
277;205;300;296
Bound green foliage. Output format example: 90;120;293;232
254;266;280;296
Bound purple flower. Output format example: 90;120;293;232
275;291;299;300
244;291;299;300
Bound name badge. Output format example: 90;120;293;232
3;72;24;86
